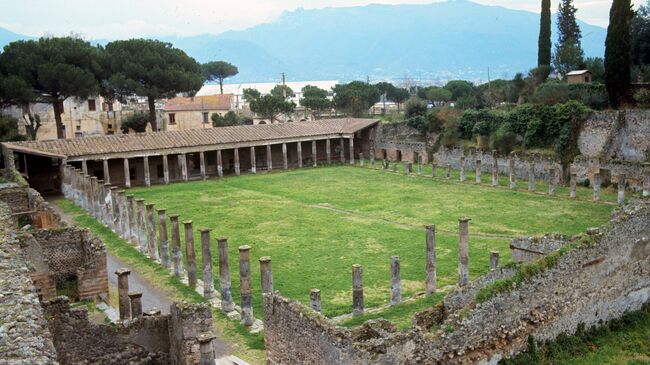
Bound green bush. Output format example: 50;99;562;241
212;111;241;127
406;115;429;135
633;88;650;107
404;97;428;119
120;113;149;133
568;83;608;110
530;80;570;105
490;124;519;155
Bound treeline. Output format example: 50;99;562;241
0;37;239;138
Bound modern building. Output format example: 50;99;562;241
162;94;235;131
2;118;379;195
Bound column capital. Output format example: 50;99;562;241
115;268;131;276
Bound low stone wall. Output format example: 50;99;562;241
0;202;59;365
510;234;568;263
263;200;650;364
168;303;214;365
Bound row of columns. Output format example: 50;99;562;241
373;152;649;203
85;137;360;187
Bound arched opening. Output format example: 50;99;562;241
259;121;267;125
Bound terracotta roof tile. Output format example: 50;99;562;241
4;118;378;160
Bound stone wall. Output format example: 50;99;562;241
168;303;214;365
263;200;650;364
0;202;59;365
510;234;568;263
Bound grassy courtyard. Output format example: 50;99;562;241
119;165;614;322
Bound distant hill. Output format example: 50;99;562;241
0;0;607;83
0;27;32;47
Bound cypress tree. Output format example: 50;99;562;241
553;0;585;75
605;0;633;109
538;0;552;66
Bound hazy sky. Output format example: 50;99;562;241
0;0;635;39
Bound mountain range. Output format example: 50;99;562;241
0;0;607;84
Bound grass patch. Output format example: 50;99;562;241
122;165;612;322
501;303;650;365
339;293;445;330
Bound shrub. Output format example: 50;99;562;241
120;113;149;133
531;80;570;105
406;115;429;135
568;83;608;110
490;124;519;155
212;111;241;127
633;88;650;107
404;97;428;118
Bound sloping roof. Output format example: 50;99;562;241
163;94;233;112
566;70;591;76
197;80;339;97
3;119;378;160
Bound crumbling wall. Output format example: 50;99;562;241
168;303;214;365
263;201;650;364
0;202;59;364
123;316;171;357
510;233;568;263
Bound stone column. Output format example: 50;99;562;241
184;220;197;288
390;256;401;306
217;237;235;312
250;146;257;174
91;177;100;219
459;156;466;182
392;162;397;173
238;245;253;326
425;225;437;295
136;199;147;253
103;183;113;227
81;159;88;175
326;139;331;164
179;154;188;181
446;164;451;179
143;156;151;187
349;138;355;165
146;204;158;260
87;175;96;217
297;142;303;168
197;333;217;365
570;172;577;198
282;143;288;169
310;289;321;312
129;291;143;318
217;150;223;178
418;155;423;175
491;150;499;187
370;149;375;167
490;251;499;271
117;190;128;240
158;209;170;268
431;161;437;178
593;170;601;201
259;256;273;296
110;187;120;233
123;158;131;188
352;264;363;317
126;195;136;244
200;228;215;299
267;144;273;171
528;162;535;192
312;140;317;167
103;159;110;184
170;214;183;277
162;155;170;184
199;152;206;180
475;159;481;183
509;153;516;189
642;162;650;198
234;148;240;176
458;217;471;287
548;168;556;195
115;268;131;320
617;174;626;205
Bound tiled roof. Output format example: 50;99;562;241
566;70;591;76
3;118;378;159
163;94;233;112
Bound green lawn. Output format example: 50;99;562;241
118;165;614;321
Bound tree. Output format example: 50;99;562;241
0;73;41;140
553;0;585;75
0;37;102;139
104;39;204;131
404;97;428;118
443;80;475;100
202;61;238;94
0;114;26;142
120;113;149;133
425;87;452;103
242;88;261;102
631;1;650;66
605;0;634;109
270;84;294;99
387;87;410;113
584;57;606;83
332;81;380;117
249;94;295;121
538;0;553;66
300;85;331;116
212;111;241;127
